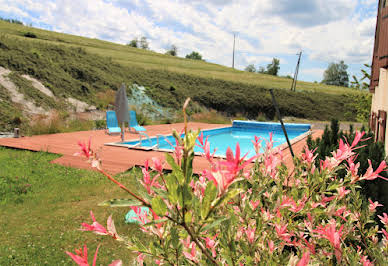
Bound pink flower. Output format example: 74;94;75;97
263;152;281;180
130;206;150;225
74;139;101;169
303;237;316;254
183;242;198;263
346;156;360;178
250;200;260;210
81;211;109;235
297;251;310;266
136;252;145;265
351;131;366;148
337;186;351;200
222;143;257;175
360;255;374;266
245;226;256;244
66;244;90;266
320;195;336;207
203;144;256;196
301;146;317;165
275;224;293;243
280;196;306;213
261;208;275;221
81;211;122;240
141;160;161;194
76;138;92;159
331;139;354;162
197;133;216;163
66;244;122;266
265;132;274;150
356;160;388;183
381;229;388;240
268;240;275;252
151;157;163;174
334;206;351;222
314;220;343;262
181;236;191;249
378;213;388;225
203;234;218;257
369;199;383;212
252;136;263;154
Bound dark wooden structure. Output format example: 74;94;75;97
370;0;388;145
370;0;388;92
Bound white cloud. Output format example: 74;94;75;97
302;68;325;80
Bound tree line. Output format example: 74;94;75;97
127;37;203;60
244;59;370;90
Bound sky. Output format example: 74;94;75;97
0;0;380;82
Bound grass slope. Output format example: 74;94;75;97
0;20;357;95
0;20;370;130
0;147;143;264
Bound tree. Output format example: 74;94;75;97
257;66;266;73
185;51;203;60
322;60;349;87
351;64;371;90
140;37;149;50
244;64;256;72
165;45;178;56
266;58;280;76
127;38;138;48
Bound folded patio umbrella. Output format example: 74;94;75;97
114;83;130;141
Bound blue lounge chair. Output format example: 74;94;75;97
106;110;121;135
129;110;146;132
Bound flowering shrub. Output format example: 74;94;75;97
68;100;388;265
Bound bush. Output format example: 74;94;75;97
23;32;37;38
307;119;388;222
67;105;388;265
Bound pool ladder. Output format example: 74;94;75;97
138;132;164;150
139;132;152;147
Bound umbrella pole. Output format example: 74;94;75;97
121;122;125;142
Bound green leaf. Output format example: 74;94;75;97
183;184;192;206
171;227;179;248
165;174;179;204
184;211;192;225
201;217;229;232
151;197;167;216
327;183;339;191
166;153;181;173
201;182;217;220
98;198;142;207
213;189;242;208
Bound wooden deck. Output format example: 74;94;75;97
0;122;323;175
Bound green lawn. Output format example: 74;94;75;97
0;147;145;265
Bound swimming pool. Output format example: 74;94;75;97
106;121;311;158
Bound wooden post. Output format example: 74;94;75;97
14;128;20;138
270;89;295;158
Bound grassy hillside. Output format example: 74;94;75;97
0;20;370;131
0;20;360;94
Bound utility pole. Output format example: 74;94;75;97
232;33;236;69
290;51;302;92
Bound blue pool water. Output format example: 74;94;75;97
120;121;311;158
